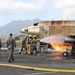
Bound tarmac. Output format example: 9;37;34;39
0;49;75;75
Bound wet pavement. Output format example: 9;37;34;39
0;49;75;75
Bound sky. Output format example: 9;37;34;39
0;0;75;26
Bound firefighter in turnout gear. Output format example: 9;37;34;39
6;33;16;62
0;38;1;58
0;38;2;51
32;35;37;54
27;35;33;54
19;37;27;54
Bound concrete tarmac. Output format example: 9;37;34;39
0;49;75;75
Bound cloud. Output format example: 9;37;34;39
0;0;75;22
0;0;47;16
53;0;75;19
0;0;54;26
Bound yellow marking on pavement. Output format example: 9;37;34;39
0;63;75;73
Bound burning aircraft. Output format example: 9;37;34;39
21;20;75;55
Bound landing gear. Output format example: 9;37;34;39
63;52;69;57
63;50;71;59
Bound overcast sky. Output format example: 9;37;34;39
0;0;75;26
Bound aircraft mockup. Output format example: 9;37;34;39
21;20;75;38
20;20;75;51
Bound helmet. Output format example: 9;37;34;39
29;35;32;37
33;35;36;37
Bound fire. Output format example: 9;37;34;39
51;44;68;50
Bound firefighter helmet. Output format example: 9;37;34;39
29;35;32;37
33;35;36;38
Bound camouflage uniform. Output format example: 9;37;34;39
7;34;16;62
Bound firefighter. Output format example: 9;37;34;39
19;37;27;54
63;44;72;58
32;35;37;54
27;35;33;54
0;38;2;51
71;43;75;58
0;38;2;58
6;33;16;62
36;40;40;52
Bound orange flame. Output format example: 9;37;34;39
51;43;68;51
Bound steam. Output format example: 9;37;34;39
40;35;65;45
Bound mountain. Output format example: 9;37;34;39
0;18;41;38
